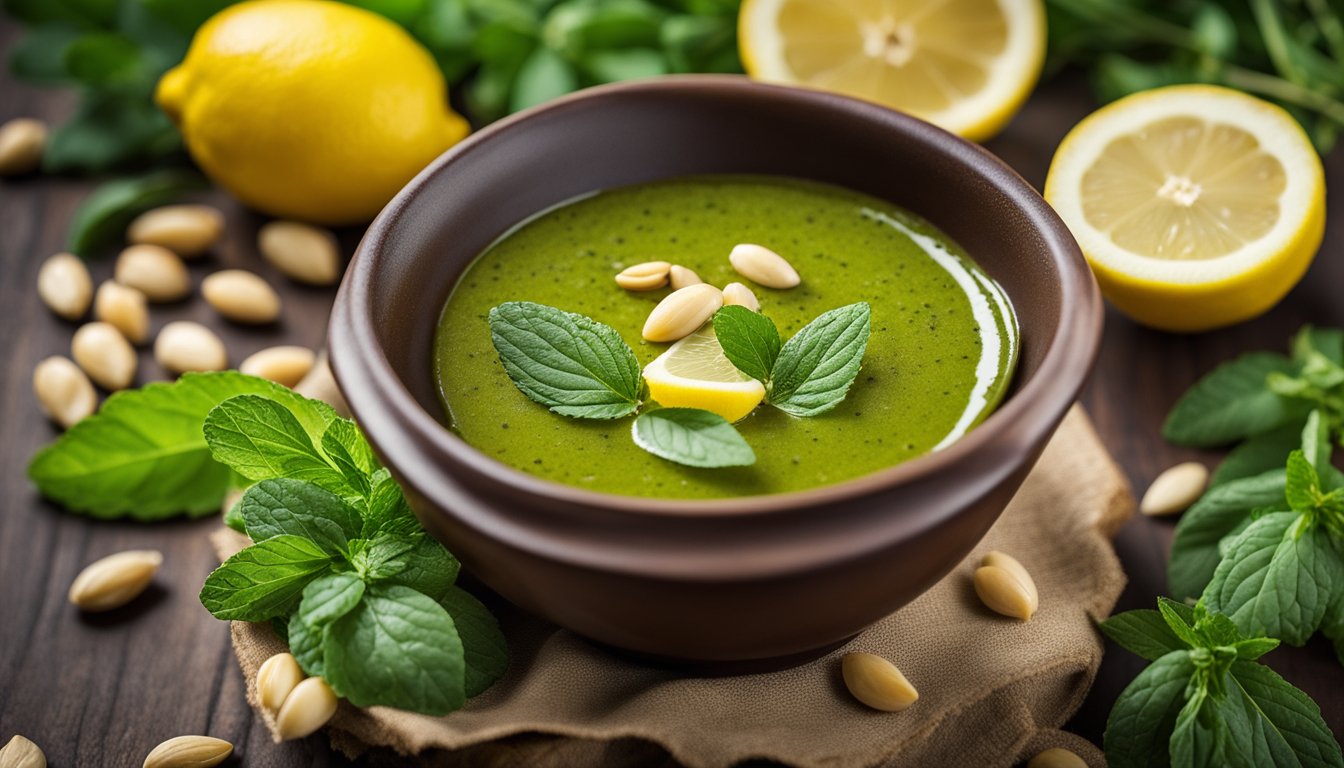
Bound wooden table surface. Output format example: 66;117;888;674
3;21;1343;766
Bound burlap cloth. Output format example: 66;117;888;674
211;405;1132;767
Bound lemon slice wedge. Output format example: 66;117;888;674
738;0;1046;141
643;326;766;423
1045;85;1326;332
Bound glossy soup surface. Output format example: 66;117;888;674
433;175;1018;499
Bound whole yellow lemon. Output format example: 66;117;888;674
156;0;469;225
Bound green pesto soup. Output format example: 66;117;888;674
433;175;1017;499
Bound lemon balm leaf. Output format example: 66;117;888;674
631;408;755;468
488;301;643;420
769;302;871;417
713;305;781;383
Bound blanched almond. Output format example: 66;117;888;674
1140;462;1208;517
202;270;281;324
72;322;137;390
33;356;97;428
240;346;315;388
0;118;46;176
668;265;702;290
293;353;350;417
1027;747;1088;768
981;551;1038;612
729;243;800;288
974;565;1036;621
642;283;723;342
841;652;918;712
0;734;45;768
275;676;338;741
259;221;340;286
257;652;305;714
94;281;150;345
615;261;671;291
721;282;760;311
155;321;227;374
142;735;232;768
37;253;92;320
115;244;191;303
127;205;224;258
68;549;162;611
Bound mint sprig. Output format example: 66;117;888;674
632;408;756;468
1102;599;1343;768
712;305;782;384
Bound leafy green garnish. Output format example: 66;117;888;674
26;372;327;519
768;303;872;417
631;408;756;468
1169;469;1286;600
712;305;781;384
1102;599;1342;768
199;389;507;717
1162;352;1307;447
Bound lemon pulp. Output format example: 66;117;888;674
643;327;766;423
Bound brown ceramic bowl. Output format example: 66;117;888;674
329;76;1102;665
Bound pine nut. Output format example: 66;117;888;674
259;221;341;286
974;565;1036;621
275;676;338;741
72;322;137;390
33;356;97;428
37;252;92;321
257;653;305;714
94;281;150;345
127;205;224;258
615;261;671;291
841;652;918;712
1140;462;1208;516
981;551;1038;612
668;265;702;290
0;118;46;176
142;735;232;768
202;269;281;324
642;283;723;342
240;346;315;388
721;282;760;311
0;734;46;768
1028;747;1088;768
115;244;191;303
68;549;162;611
729;243;800;288
293;353;350;417
154;321;227;375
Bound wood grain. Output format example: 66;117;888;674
2;20;1341;767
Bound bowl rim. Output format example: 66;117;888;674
331;74;1103;521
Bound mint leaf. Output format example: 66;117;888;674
238;479;363;557
1163;353;1306;447
1229;660;1344;767
1100;608;1191;660
298;571;365;627
1294;326;1344;367
204;394;347;493
199;535;333;622
1105;651;1196;768
768;303;871;417
28;372;313;519
713;305;781;383
440;586;508;697
1302;411;1333;478
1285;451;1321;514
363;469;420;537
1203;512;1341;645
631;408;755;468
1232;637;1280;661
488;301;642;419
1170;470;1287;600
1211;425;1304;488
1171;684;1237;768
288;613;325;677
320;418;377;497
369;533;460;600
324;583;467;715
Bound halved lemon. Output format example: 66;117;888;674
1045;85;1326;332
643;326;765;423
738;0;1046;141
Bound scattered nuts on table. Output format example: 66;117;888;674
1027;747;1088;768
259;221;341;286
729;243;800;288
974;559;1037;621
154;321;228;374
275;676;339;741
981;551;1038;612
240;345;315;388
127;205;224;258
615;261;671;291
115;244;191;303
1139;461;1208;517
93;281;150;345
257;652;306;715
72;321;137;390
0;734;46;768
721;282;760;311
33;356;97;428
36;253;92;321
141;735;232;768
0;118;47;177
642;283;723;342
841;652;919;712
668;264;702;290
68;549;162;612
201;269;282;324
